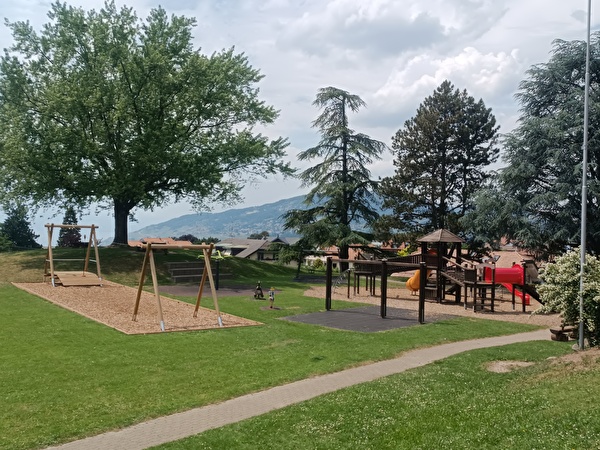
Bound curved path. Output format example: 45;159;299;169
47;329;549;450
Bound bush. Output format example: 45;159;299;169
537;248;600;346
312;258;324;270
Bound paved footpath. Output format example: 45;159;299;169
47;329;549;450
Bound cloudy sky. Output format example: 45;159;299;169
0;0;596;240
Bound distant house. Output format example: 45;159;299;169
217;237;296;261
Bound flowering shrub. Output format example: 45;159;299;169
537;248;600;346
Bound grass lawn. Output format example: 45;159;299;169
0;248;583;449
153;340;596;449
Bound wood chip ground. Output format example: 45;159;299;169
13;281;262;335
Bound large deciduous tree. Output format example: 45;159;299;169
283;87;387;269
377;80;499;242
463;35;600;256
0;1;291;245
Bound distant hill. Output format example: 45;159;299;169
130;196;307;240
129;194;389;241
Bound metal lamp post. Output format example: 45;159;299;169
579;0;592;350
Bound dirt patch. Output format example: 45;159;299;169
486;360;535;373
14;281;262;335
486;348;600;374
549;347;600;367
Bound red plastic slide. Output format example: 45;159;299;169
485;264;530;305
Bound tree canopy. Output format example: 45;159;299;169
378;80;499;243
283;87;387;267
0;1;292;245
248;231;269;240
463;34;600;256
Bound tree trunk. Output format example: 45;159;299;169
112;200;131;246
339;243;350;272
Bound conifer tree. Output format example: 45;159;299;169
57;207;82;247
283;87;387;269
378;80;499;242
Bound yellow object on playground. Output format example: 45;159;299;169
406;269;432;292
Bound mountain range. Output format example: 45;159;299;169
129;196;307;240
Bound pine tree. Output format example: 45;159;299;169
57;207;82;247
0;204;40;249
378;80;499;242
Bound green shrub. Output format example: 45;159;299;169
537;248;600;346
312;258;324;270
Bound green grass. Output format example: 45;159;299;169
153;341;599;449
0;247;322;287
0;249;577;449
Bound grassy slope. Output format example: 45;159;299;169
0;249;558;449
155;341;596;450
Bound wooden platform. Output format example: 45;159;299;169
53;271;103;286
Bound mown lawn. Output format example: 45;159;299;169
154;340;594;449
0;249;570;449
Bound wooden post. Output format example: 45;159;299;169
511;285;516;310
83;228;93;275
325;257;333;310
194;245;222;327
521;262;527;312
347;269;351;299
215;260;220;291
418;262;426;324
47;224;56;286
148;245;166;331
133;243;151;321
380;260;388;318
491;264;496;312
193;258;209;317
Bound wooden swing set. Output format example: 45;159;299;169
44;223;102;287
132;242;222;332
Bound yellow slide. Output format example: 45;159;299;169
406;269;431;292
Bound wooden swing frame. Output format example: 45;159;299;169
44;223;102;287
132;242;222;332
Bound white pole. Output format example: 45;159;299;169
579;0;592;350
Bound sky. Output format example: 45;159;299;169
0;0;597;242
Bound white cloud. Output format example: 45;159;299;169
0;0;596;239
376;47;522;102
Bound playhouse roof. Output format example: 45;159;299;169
418;229;464;243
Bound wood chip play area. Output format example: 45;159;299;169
15;224;560;336
19;226;262;334
14;281;262;334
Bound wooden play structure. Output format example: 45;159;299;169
132;242;222;332
418;229;541;312
325;256;430;323
44;224;102;287
324;229;542;318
